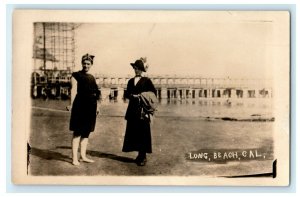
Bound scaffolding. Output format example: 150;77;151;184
33;22;79;73
32;22;80;99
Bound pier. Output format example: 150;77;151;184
95;75;273;101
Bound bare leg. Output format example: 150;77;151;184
72;136;81;165
80;138;94;163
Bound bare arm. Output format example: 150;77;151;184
70;77;77;106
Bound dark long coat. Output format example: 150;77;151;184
122;77;157;153
69;71;100;134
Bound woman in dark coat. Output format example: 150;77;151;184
122;58;157;166
69;53;100;166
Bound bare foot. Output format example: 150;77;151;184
72;160;80;166
80;158;95;163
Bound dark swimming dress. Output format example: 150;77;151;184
69;70;100;136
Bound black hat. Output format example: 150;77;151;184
130;59;147;72
82;53;95;64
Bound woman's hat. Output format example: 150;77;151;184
130;58;148;72
82;53;95;64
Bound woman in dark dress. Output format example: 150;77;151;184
69;53;100;166
122;58;157;166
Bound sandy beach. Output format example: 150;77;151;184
28;99;275;177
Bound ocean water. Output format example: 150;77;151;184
31;97;274;120
99;98;274;119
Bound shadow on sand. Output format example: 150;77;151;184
29;147;71;163
56;146;135;163
30;146;135;164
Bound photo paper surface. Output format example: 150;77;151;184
12;10;290;185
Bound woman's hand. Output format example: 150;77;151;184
130;94;140;101
144;113;154;124
96;105;100;116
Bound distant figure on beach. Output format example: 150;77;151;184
226;99;232;105
122;58;157;166
41;87;48;100
69;53;100;166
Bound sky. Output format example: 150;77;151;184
73;12;289;79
